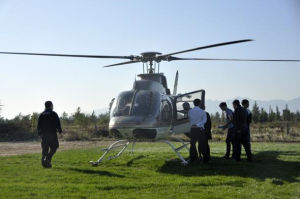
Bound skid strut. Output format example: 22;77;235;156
90;140;130;166
90;138;190;166
160;137;190;166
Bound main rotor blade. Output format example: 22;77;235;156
160;39;253;58
169;57;300;62
103;60;141;67
0;51;134;60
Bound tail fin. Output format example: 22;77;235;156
173;70;179;95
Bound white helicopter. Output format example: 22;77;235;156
1;39;299;165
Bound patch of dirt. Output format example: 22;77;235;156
0;140;114;156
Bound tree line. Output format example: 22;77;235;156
0;107;109;141
0;102;300;141
210;101;300;123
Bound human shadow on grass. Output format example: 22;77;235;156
68;168;125;178
158;151;300;183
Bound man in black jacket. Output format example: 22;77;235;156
232;100;252;161
242;99;252;154
204;110;212;160
201;105;212;160
37;101;62;168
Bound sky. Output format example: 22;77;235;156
0;0;299;119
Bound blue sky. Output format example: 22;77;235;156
0;0;299;118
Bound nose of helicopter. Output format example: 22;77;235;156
108;115;160;139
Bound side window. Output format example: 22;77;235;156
176;101;191;120
175;90;205;120
161;100;172;123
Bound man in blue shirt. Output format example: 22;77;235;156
219;102;235;159
188;99;209;162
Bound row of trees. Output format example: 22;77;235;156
251;102;300;123
60;107;109;129
0;107;109;141
1;101;300;141
210;102;300;123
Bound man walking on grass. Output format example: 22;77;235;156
37;101;62;168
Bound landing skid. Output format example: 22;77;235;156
90;138;190;166
159;136;190;166
90;140;130;166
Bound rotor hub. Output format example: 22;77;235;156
140;52;162;62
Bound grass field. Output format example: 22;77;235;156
0;142;299;199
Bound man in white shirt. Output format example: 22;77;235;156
188;99;209;162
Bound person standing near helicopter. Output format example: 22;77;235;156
232;99;252;161
242;99;252;154
218;102;235;159
188;99;208;163
202;105;212;161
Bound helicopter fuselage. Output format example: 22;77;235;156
109;73;174;140
108;73;205;140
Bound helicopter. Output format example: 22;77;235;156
1;39;300;165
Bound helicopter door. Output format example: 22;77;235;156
171;90;205;135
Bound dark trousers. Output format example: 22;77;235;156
41;134;59;162
189;128;209;161
234;130;252;161
246;126;251;151
225;128;235;157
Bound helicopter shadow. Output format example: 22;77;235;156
68;168;125;178
126;155;147;167
158;151;300;183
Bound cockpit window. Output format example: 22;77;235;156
112;90;159;117
131;91;153;116
113;91;134;116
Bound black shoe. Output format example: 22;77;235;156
223;155;230;160
247;157;252;162
44;159;52;168
41;159;47;168
187;157;197;163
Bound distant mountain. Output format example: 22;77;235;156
205;97;300;114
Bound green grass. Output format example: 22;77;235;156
0;142;299;199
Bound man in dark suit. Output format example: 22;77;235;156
200;105;212;160
37;101;62;168
242;99;252;154
232;99;252;161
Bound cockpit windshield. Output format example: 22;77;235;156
111;90;159;117
131;91;153;116
112;91;134;117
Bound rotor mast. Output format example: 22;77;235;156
140;52;162;74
